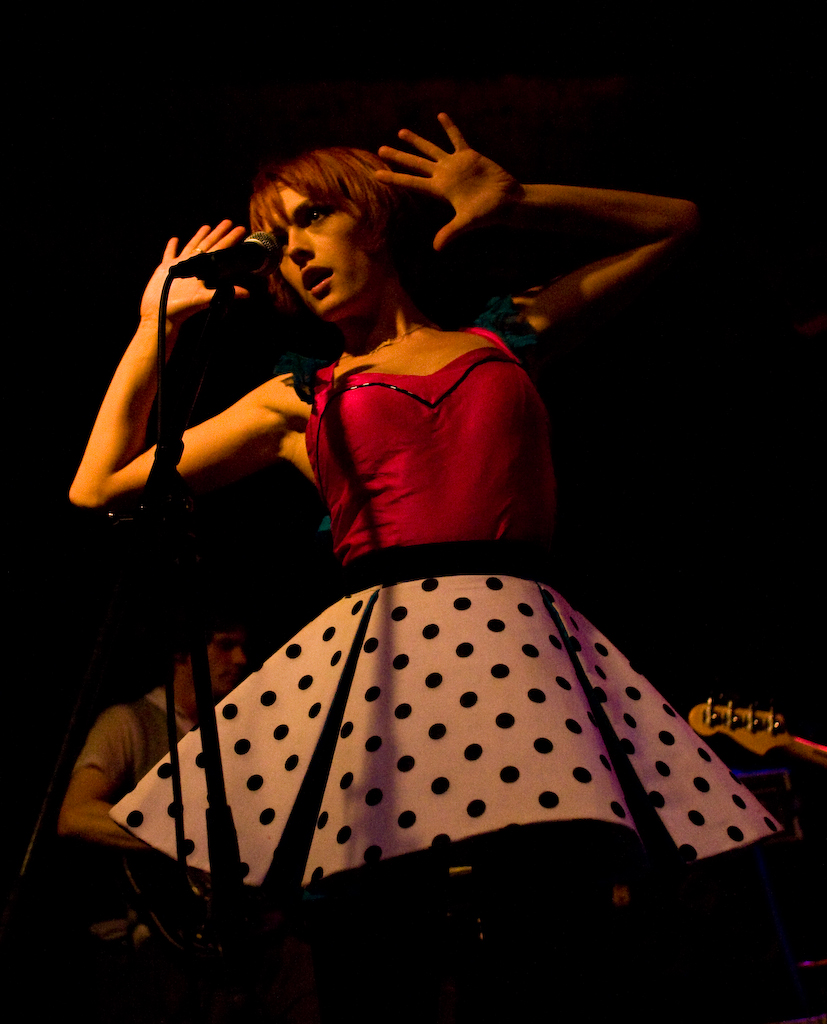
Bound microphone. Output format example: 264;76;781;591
167;232;283;284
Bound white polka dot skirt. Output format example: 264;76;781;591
112;576;780;887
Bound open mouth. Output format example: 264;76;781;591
302;266;332;295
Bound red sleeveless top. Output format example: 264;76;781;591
305;329;556;566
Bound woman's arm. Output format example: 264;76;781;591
70;222;313;510
377;113;699;356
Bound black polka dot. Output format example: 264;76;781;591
285;756;299;771
539;791;559;809
663;704;677;717
517;603;534;617
522;644;539;658
126;810;144;828
565;718;582;734
765;818;778;832
234;739;251;755
365;788;383;806
391;606;408;621
274;724;289;740
260;691;277;706
610;802;626;819
340;772;353;789
395;703;412;719
422;624;439;639
549;635;563;650
298;675;313;690
619;738;636;755
351;600;364;615
688;810;705;826
432;834;450;848
623;713;637;729
533;738;553;754
555;675;572;690
659;731;676;746
487;619;505;632
397;755;415;772
496;713;515;729
247;775;264;791
594;665;606;680
365;686;381;702
464;743;483;760
456;643;474;657
573;767;592;783
364;846;382;863
454;598;472;610
600;754;612;771
317;812;328;829
195;752;206;769
693;777;711;793
594;643;609;656
527;688;546;703
459;692;478;708
727;826;744;842
393;654;410;670
500;766;520;783
429;723;447;740
330;651;342;666
486;578;503;590
340;721;353;738
732;794;747;809
568;637;582;652
309;703;322;718
592;687;608;703
337;827;352;844
311;866;324;882
625;686;641;701
655;761;671;777
286;645;301;659
323;627;336;641
222;704;238;720
491;664;510;678
431;777;450;794
398;811;417;828
698;748;712;762
167;802;181;819
422;578;439;591
365;735;382;752
259;809;275;825
467;800;486;817
364;638;379;653
157;763;172;779
425;673;443;688
679;845;698;863
649;791;665;808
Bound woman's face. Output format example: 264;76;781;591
275;187;394;323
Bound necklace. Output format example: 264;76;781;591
370;323;433;354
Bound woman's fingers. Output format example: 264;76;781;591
436;112;468;150
377;146;435;177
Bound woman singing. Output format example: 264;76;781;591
70;113;778;1022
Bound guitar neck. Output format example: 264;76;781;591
688;702;827;768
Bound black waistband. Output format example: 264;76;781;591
340;541;553;594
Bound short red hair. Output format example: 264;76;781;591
249;147;412;312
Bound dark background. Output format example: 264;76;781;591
4;10;824;1016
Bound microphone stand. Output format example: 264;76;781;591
140;275;247;959
1;278;248;976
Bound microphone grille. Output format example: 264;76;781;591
247;232;282;255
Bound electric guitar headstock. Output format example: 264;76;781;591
688;699;827;768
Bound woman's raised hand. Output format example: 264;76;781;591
139;220;249;328
376;113;523;251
